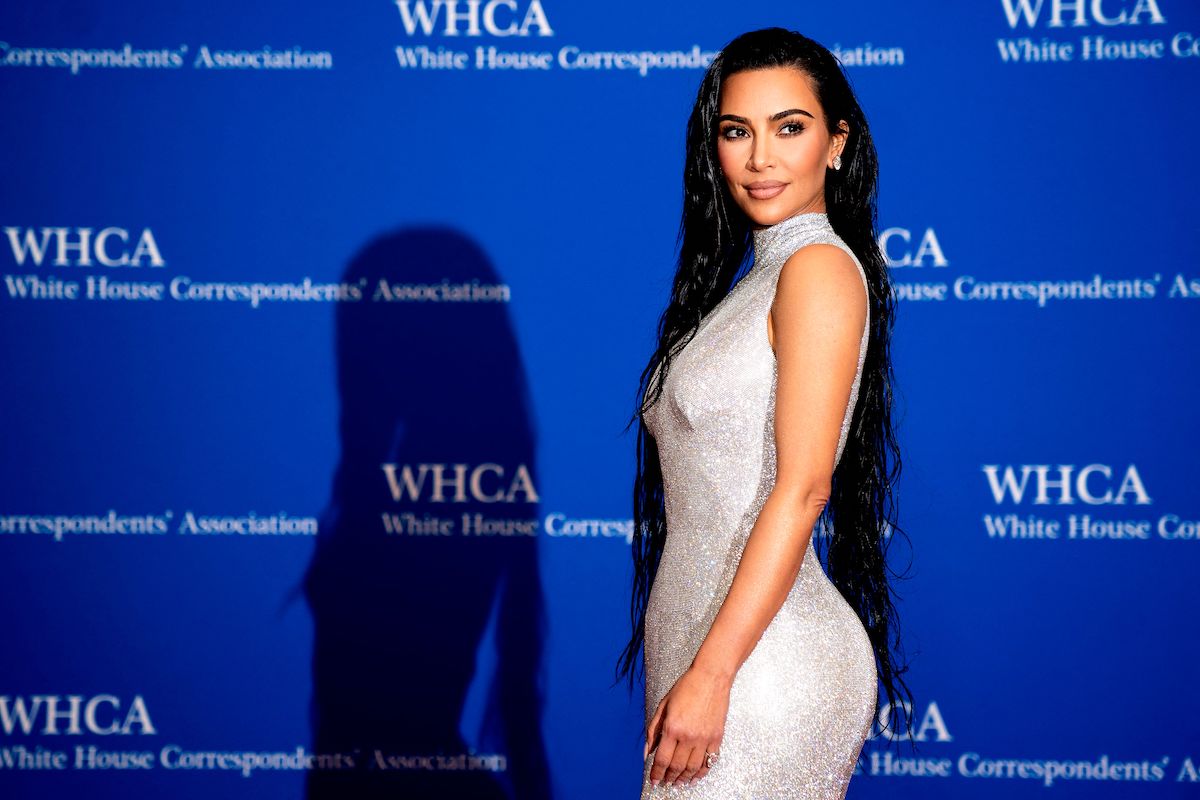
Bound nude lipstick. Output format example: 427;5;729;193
746;180;787;200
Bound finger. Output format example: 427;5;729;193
663;738;693;785
678;741;706;784
644;699;666;760
649;732;678;786
693;740;720;782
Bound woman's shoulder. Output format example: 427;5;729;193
773;236;869;319
778;233;865;283
783;230;862;270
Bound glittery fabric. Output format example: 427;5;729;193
640;211;876;799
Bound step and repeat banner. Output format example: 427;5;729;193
1;1;1196;798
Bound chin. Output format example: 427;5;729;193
741;205;787;228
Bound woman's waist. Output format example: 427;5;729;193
647;533;827;623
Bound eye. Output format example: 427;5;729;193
781;121;806;135
719;125;746;141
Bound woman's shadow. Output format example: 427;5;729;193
294;227;551;799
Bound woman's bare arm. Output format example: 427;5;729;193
690;242;868;684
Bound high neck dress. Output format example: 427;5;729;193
640;211;877;799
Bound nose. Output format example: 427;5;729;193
749;132;773;170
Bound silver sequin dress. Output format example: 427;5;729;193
640;211;877;799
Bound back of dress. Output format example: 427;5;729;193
641;210;878;799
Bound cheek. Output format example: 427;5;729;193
715;144;746;197
785;135;828;173
715;141;738;179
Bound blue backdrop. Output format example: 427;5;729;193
2;1;1198;798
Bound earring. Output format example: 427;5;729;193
832;154;842;171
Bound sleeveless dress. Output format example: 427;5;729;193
640;211;877;799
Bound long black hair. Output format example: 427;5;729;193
614;27;917;747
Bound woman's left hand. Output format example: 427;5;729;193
644;665;732;787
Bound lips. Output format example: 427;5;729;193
745;180;787;200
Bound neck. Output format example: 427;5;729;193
751;210;830;257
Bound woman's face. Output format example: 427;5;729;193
715;66;848;228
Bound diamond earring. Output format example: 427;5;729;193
832;154;842;171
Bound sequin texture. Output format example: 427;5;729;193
640;211;877;799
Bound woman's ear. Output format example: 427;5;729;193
832;119;850;161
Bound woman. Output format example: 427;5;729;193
615;28;916;798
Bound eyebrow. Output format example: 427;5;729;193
717;108;815;124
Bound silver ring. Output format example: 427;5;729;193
705;751;719;768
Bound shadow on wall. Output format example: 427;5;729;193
294;227;550;799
